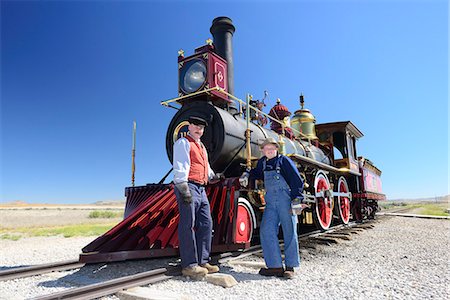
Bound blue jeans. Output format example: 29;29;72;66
175;183;212;268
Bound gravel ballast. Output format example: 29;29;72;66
1;216;448;299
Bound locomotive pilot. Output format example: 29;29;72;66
240;137;307;279
173;116;223;278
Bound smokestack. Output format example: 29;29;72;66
210;17;236;105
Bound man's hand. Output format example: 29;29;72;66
175;182;192;203
239;172;250;187
210;173;225;184
291;197;309;215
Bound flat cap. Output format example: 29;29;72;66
188;116;208;127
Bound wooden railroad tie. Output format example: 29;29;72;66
340;228;363;234
357;224;375;229
322;233;352;240
311;237;341;245
301;242;318;250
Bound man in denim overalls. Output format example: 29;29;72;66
240;137;306;279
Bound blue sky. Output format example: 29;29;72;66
1;0;448;204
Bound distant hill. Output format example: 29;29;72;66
388;195;449;202
1;199;125;207
1;200;29;206
93;199;126;206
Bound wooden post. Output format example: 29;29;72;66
131;121;136;186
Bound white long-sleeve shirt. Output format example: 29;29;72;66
173;135;215;184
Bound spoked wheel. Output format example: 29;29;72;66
234;198;256;243
313;171;333;231
336;176;351;224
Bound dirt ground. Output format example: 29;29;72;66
0;206;124;229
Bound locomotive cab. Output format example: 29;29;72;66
316;121;363;174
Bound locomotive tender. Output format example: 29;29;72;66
80;17;386;263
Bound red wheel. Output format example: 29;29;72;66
336;176;351;224
313;171;333;230
234;198;255;243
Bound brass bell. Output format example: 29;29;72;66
290;94;319;140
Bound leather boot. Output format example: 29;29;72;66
200;263;220;274
181;265;208;277
283;267;295;279
258;267;284;277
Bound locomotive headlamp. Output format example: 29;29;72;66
177;46;229;105
179;59;207;94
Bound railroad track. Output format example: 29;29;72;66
4;220;376;299
379;207;414;214
31;268;170;300
377;205;450;219
378;211;450;219
0;259;85;282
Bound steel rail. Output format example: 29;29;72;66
378;212;450;220
31;268;170;300
217;245;263;264
0;259;85;282
378;207;416;214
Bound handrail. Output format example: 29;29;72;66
160;86;310;140
288;153;361;176
160;87;221;106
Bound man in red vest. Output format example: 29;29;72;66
173;116;223;278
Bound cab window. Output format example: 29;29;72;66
333;132;347;159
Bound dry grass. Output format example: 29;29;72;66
407;202;450;216
0;223;117;239
0;204;125;240
0;206;124;229
380;201;449;216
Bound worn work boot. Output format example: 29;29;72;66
258;267;284;277
200;263;220;274
283;267;295;279
181;265;208;278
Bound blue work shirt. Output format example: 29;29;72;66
249;154;304;200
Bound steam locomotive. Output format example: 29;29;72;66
80;17;386;264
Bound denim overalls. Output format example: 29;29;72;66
260;157;300;268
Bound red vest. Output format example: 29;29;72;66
186;135;209;185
